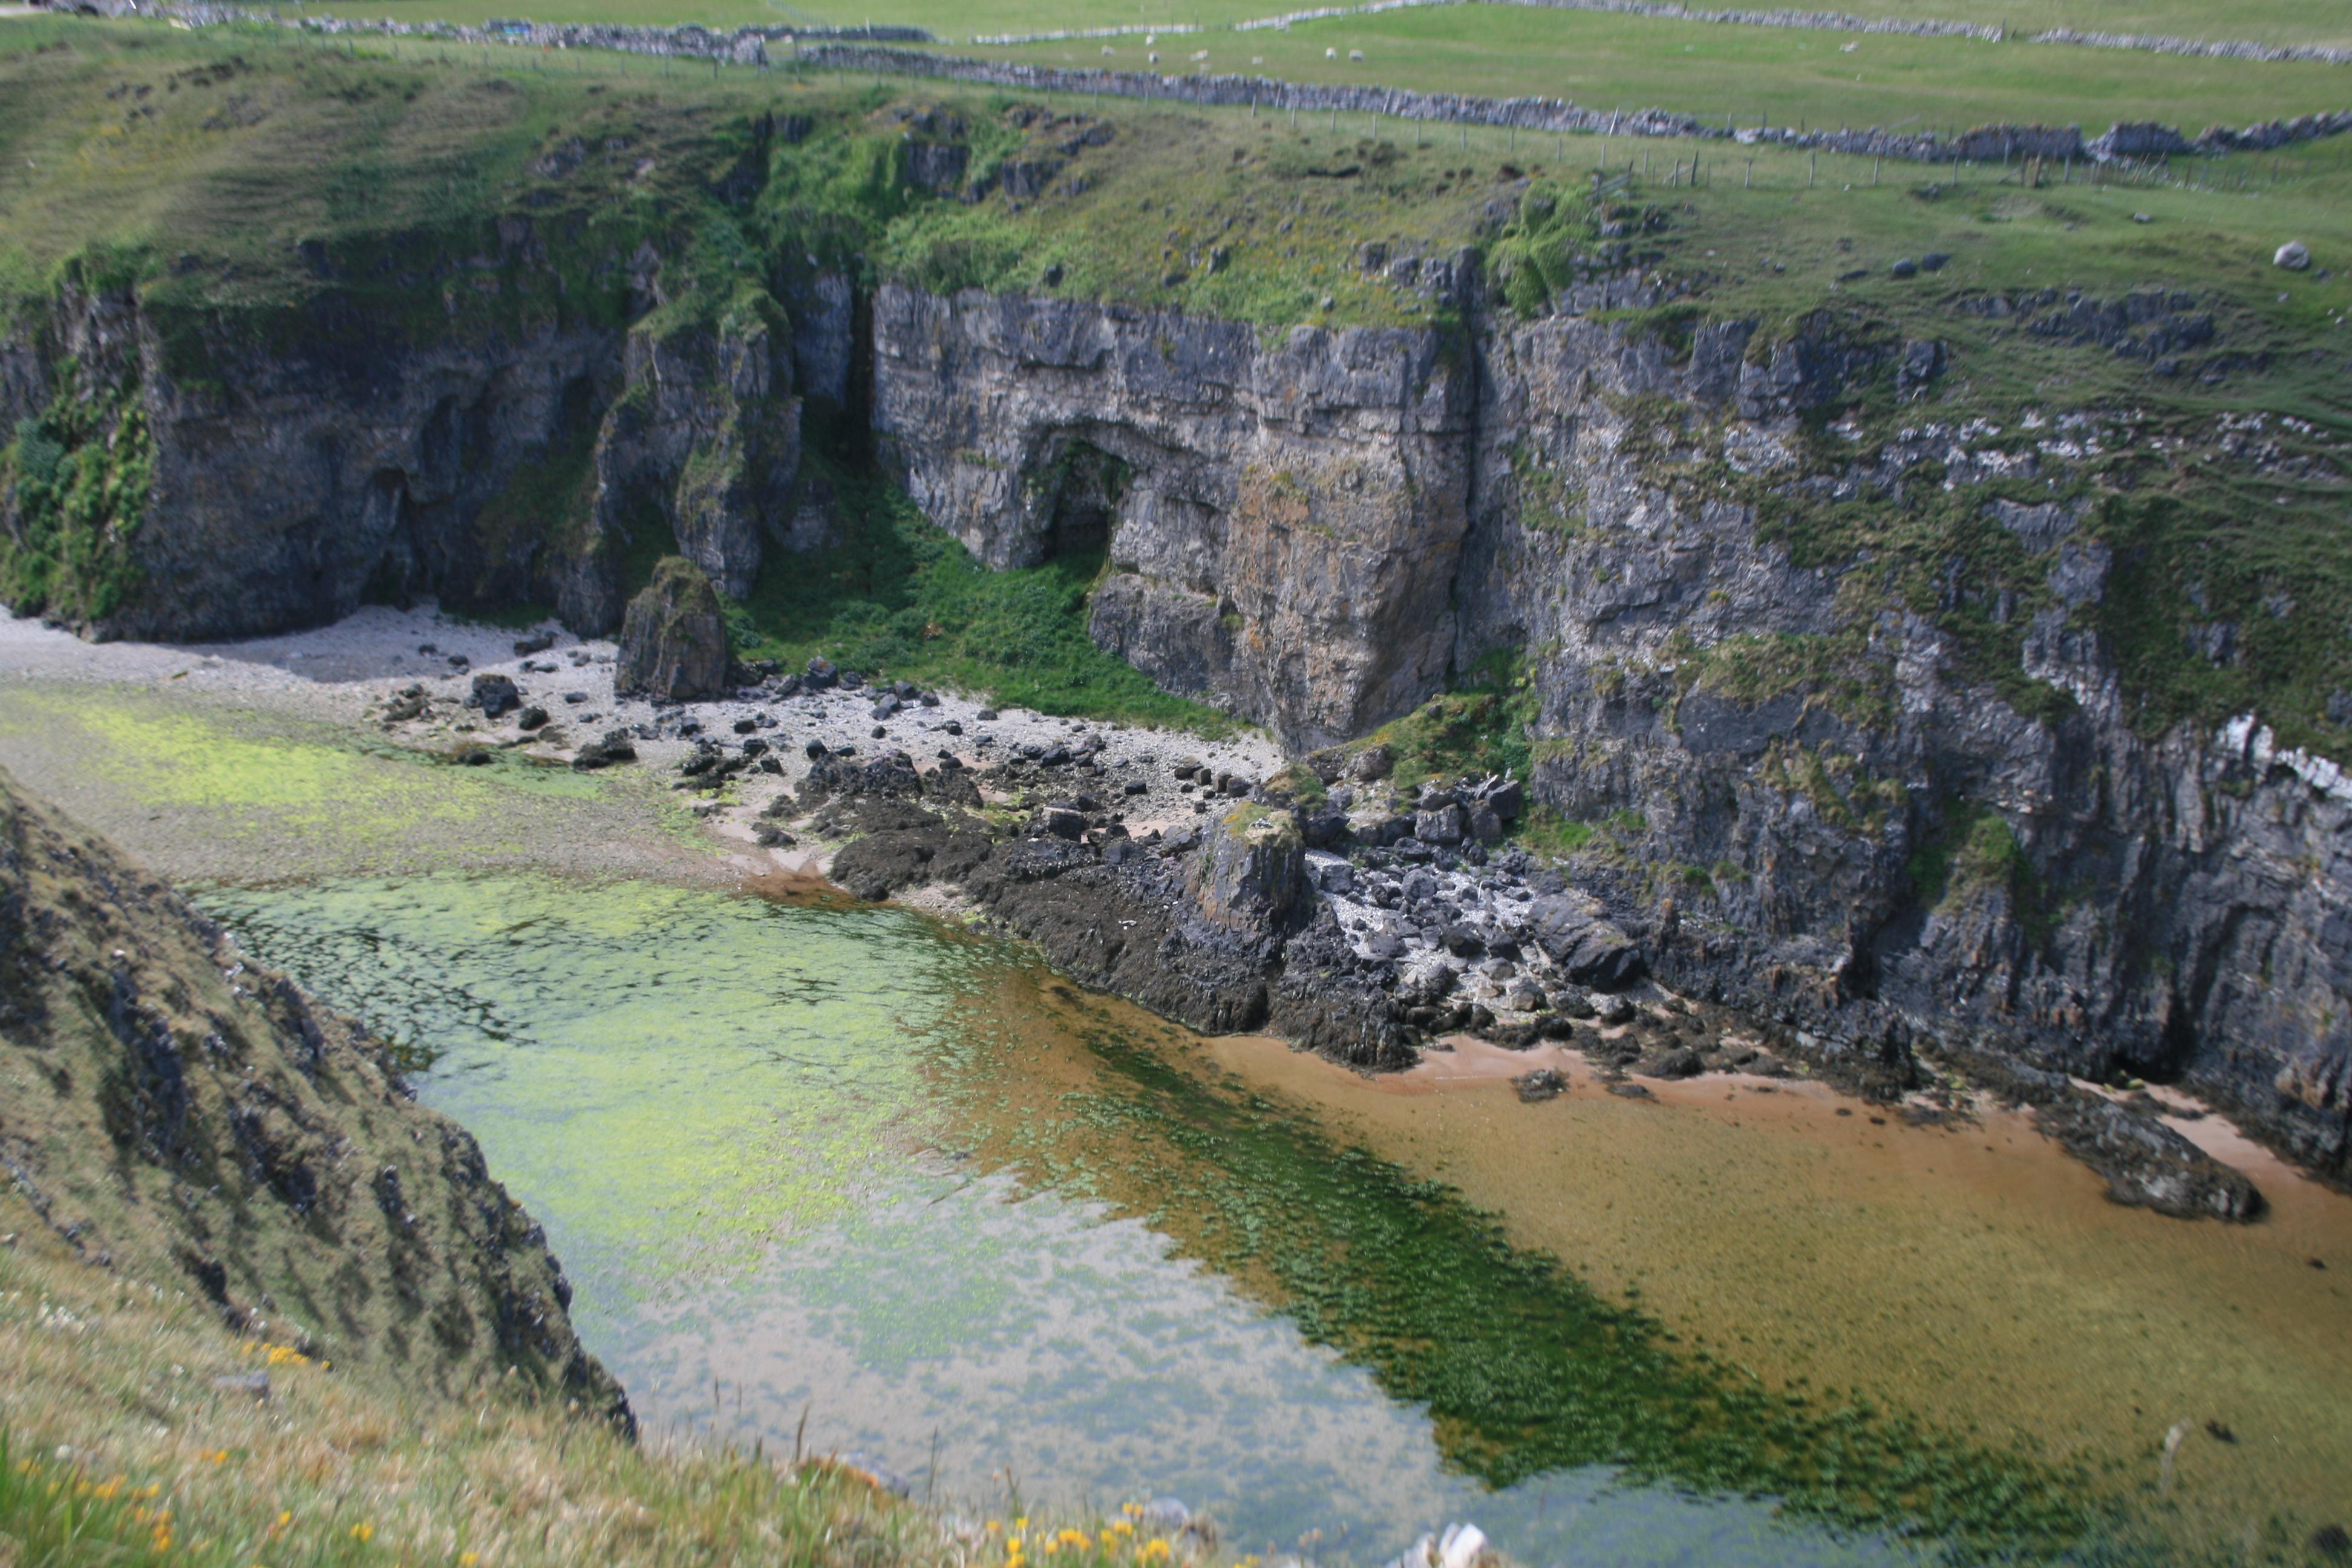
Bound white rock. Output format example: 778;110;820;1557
1437;1523;1491;1568
2274;240;2311;270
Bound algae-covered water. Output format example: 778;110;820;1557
195;871;2177;1567
10;676;2350;1566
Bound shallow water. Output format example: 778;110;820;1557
10;676;2348;1565
203;874;1950;1567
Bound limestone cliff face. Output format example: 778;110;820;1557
1452;312;2350;1175
867;281;2347;1177
867;283;1477;750
571;304;802;630
0;274;799;643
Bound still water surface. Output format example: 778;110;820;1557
195;870;2352;1568
199;875;1939;1567
16;682;2347;1565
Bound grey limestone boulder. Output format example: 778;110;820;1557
1192;805;1307;931
615;557;731;702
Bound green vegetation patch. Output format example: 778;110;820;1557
729;462;1234;732
0;352;153;626
1346;650;1539;789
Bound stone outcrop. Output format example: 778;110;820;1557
867;283;1478;750
576;302;802;626
1448;309;2350;1180
0;765;632;1422
1192;805;1308;930
0;276;619;641
615;555;731;702
1;256;802;642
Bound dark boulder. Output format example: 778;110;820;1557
570;728;638;771
616;557;731;702
1514;1068;1568;1102
468;673;522;718
1650;1047;1705;1079
1192;806;1307;931
1527;893;1645;988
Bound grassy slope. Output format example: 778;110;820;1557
0;763;621;1413
0;1143;1185;1568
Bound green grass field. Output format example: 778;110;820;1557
283;0;2352;51
971;6;2352;137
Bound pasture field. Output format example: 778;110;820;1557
7;18;2347;345
282;0;2352;52
970;5;2352;135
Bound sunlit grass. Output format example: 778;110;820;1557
0;1231;1207;1568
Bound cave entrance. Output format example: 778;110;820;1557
1039;441;1128;567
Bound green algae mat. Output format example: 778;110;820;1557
196;872;2130;1564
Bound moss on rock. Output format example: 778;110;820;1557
615;555;731;702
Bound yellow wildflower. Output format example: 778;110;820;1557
460;1554;480;1566
350;1523;374;1543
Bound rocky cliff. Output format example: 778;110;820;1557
868;277;1478;750
0;764;631;1422
0;251;803;642
5;199;2344;1185
861;278;2348;1181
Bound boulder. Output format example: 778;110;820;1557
615;557;731;702
1192;805;1307;930
1300;809;1352;849
570;728;638;771
1350;743;1394;782
1514;1068;1567;1103
1416;803;1466;846
468;672;522;718
2275;240;2311;270
1650;1047;1704;1079
1527;893;1645;988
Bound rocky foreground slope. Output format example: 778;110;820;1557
0;765;629;1421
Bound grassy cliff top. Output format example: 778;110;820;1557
4;16;2348;344
289;0;2352;58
